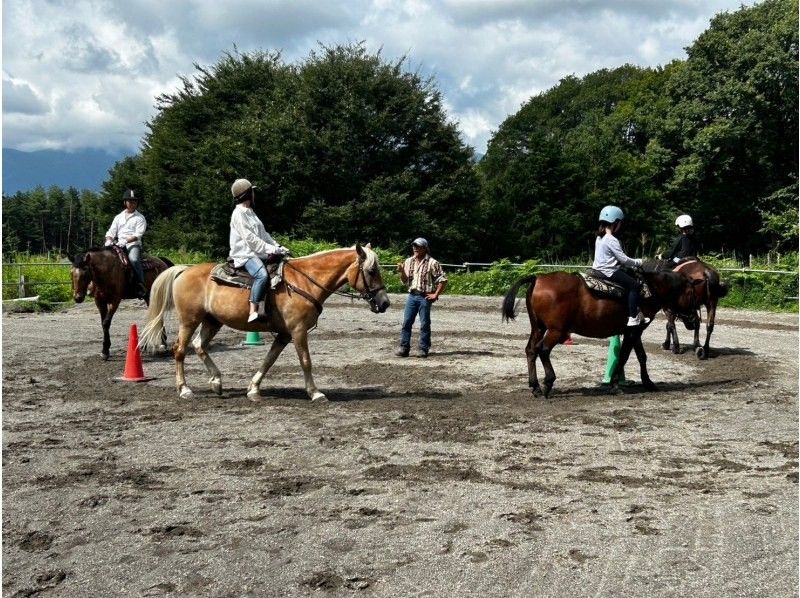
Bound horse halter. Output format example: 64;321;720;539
352;256;386;311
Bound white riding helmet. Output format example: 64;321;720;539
675;214;693;228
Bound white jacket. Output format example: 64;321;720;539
105;209;146;249
228;204;283;268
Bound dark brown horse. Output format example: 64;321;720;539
69;247;173;359
661;259;728;359
138;244;390;401
502;268;703;397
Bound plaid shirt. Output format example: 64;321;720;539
402;255;447;293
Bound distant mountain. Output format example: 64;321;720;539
2;148;130;195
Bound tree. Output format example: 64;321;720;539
656;0;799;254
111;44;479;260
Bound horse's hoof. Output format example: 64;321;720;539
695;347;706;359
102;353;109;361
661;342;670;351
247;390;261;402
210;378;222;395
311;391;328;402
672;347;681;355
179;387;194;400
609;384;624;395
156;344;168;355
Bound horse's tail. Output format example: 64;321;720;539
502;274;537;322
705;269;729;300
139;265;189;354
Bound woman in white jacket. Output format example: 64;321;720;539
228;179;289;323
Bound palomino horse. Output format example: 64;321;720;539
70;248;173;359
501;267;703;397
138;244;390;401
661;259;728;359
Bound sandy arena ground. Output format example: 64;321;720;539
2;293;798;596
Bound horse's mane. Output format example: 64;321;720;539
293;245;378;270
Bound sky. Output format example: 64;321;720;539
2;0;758;156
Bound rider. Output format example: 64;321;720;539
664;214;699;266
592;205;649;327
228;178;289;323
105;189;147;299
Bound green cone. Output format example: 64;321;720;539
242;331;265;346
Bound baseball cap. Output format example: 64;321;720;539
411;237;428;248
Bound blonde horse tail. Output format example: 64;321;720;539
139;265;189;354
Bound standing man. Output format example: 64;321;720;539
105;189;147;299
395;237;447;358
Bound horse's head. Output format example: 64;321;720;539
646;270;705;318
349;243;390;313
69;253;92;303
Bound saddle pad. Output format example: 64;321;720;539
210;263;252;288
579;271;652;299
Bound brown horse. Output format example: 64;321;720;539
661;259;728;359
138;244;390;401
70;248;173;359
501;268;703;397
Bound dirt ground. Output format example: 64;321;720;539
2;293;798;597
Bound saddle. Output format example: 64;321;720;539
579;269;652;300
210;259;284;289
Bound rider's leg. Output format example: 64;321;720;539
244;257;268;322
127;245;146;297
609;269;645;325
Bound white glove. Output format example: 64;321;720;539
635;258;643;267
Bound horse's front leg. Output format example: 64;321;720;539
291;328;326;402
98;300;116;360
247;333;290;401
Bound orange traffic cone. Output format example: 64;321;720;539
114;324;154;382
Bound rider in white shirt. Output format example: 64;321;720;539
105;189;147;298
228;178;289;323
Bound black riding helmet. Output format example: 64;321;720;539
122;189;140;204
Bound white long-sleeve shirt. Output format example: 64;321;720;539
228;204;282;267
592;232;641;276
105;209;146;248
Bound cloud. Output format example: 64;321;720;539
2;0;759;153
2;75;49;115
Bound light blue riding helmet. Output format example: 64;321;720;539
599;205;625;223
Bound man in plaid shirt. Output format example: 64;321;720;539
395;237;448;358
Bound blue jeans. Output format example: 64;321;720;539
400;293;432;352
244;257;268;304
127;245;145;287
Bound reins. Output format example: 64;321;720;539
282;255;385;312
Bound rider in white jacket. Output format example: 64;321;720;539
105;189;147;298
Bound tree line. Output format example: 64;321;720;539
3;0;796;264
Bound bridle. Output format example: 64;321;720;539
283;255;386;312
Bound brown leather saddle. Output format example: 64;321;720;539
579;269;652;300
210;260;283;289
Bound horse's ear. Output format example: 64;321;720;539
355;243;366;259
365;242;372;250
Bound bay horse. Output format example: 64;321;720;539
138;244;390;402
661;259;728;359
501;267;703;398
69;248;173;359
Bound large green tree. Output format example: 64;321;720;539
655;0;798;255
110;44;479;260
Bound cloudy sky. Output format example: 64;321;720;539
3;0;757;156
